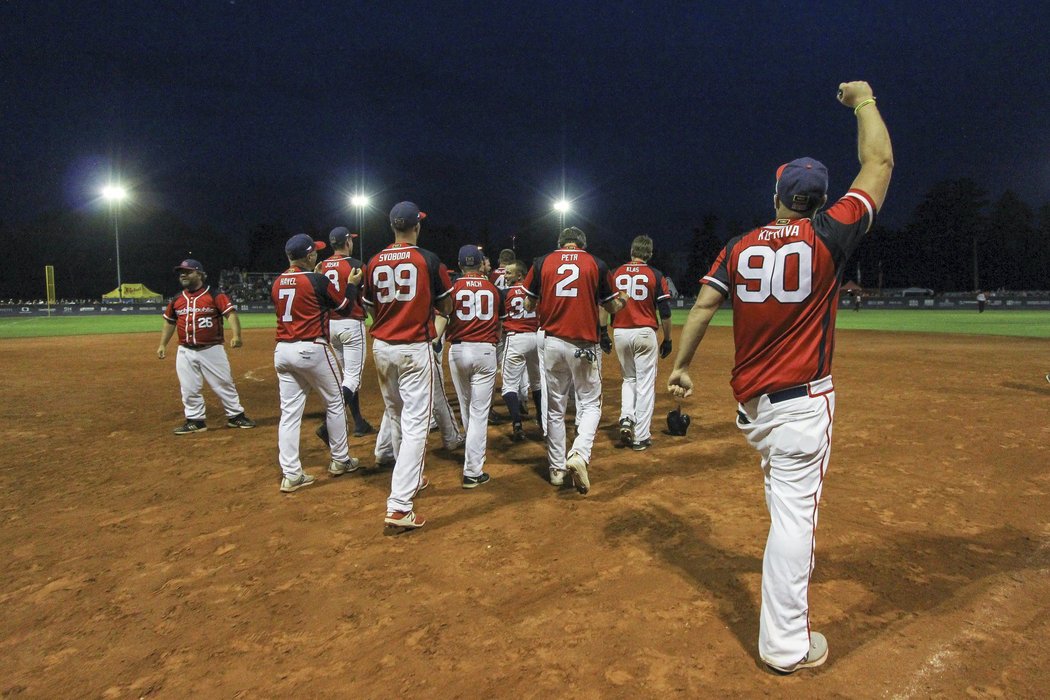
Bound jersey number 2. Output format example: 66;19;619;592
736;242;812;303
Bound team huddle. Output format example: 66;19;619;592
156;81;892;675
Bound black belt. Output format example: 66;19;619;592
767;385;808;403
277;338;324;343
182;344;214;350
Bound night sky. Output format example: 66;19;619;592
2;2;1048;281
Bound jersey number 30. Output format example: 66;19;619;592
736;242;812;303
455;289;495;321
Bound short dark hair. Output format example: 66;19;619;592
498;248;515;265
630;235;653;261
558;227;586;249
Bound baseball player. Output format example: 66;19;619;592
362;201;453;530
318;226;374;437
609;235;673;450
445;244;501;487
489;248;516;290
499;260;541;441
524;226;626;493
272;234;363;493
668;81;893;673
157;259;256;434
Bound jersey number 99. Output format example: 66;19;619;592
373;264;418;303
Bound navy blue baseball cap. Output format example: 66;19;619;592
389;201;427;230
329;226;359;246
458;244;484;268
776;157;829;212
174;259;204;273
285;233;326;259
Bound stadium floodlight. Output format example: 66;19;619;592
553;199;571;213
101;183;129;302
349;193;370;259
101;185;128;202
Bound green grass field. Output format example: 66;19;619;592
1;309;1047;339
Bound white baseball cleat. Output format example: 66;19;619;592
384;510;426;530
565;453;590;495
549;469;566;486
327;457;361;476
763;632;829;674
280;472;316;493
444;435;466;451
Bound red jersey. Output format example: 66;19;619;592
362;243;452;343
446;273;501;344
524;247;617;343
702;189;876;402
609;262;671;330
490;267;509;290
500;284;539;334
271;267;349;342
163;286;235;347
318;255;366;321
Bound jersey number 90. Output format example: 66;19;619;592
373;264;418;303
735;242;812;303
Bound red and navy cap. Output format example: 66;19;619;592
389;201;427;230
329;226;359;246
285;233;326;259
776;157;829;212
174;259;204;273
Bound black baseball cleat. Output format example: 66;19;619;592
488;409;506;425
619;417;635;447
174;420;207;435
226;413;257;429
462;472;491;489
315;423;329;446
519;402;529;418
631;438;652;451
353;420;375;437
511;421;526;442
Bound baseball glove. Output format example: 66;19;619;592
667;407;691;436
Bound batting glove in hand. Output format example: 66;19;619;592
660;339;673;358
599;326;612;354
432;338;443;355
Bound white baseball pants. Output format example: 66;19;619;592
536;329;547;434
175;344;245;421
273;340;350;479
613;327;658;442
448;342;497;477
735;375;835;669
543;335;603;472
501;332;541;398
373;340;433;514
329;318;366;393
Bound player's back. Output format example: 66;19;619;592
527;248;616;344
272;269;340;342
703;190;875;400
318;256;366;320
364;243;450;343
609;263;670;330
447;274;500;344
501;285;538;333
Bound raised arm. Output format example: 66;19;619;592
838;80;893;211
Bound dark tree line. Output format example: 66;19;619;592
676;179;1050;296
2;178;1048;300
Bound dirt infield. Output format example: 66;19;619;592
2;326;1048;698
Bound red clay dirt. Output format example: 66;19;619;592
2;326;1048;698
